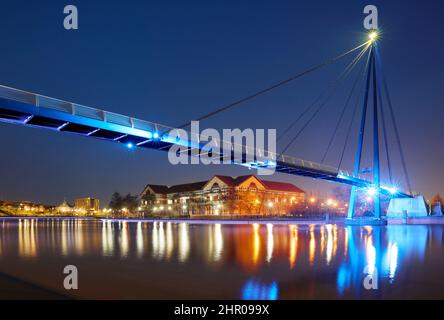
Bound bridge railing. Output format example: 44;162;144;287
0;84;365;179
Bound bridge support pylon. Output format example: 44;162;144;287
346;41;386;226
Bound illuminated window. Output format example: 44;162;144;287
248;183;258;191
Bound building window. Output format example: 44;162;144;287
211;183;220;193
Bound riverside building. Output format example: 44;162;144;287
140;175;305;216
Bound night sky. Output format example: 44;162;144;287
0;0;443;206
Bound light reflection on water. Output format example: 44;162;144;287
0;218;443;299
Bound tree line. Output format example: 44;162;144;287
109;192;139;213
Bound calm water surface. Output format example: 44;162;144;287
0;218;443;299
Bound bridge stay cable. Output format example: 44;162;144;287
337;48;373;171
276;44;370;143
376;58;393;185
375;45;413;195
320;47;372;164
175;41;371;130
278;44;370;157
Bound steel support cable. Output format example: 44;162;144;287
337;48;373;171
375;46;413;194
277;44;370;143
278;44;369;157
279;46;368;157
320;46;370;164
175;41;371;130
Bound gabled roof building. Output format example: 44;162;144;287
141;175;305;216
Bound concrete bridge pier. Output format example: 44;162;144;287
386;196;429;218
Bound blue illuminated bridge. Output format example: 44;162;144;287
0;35;417;222
0;84;409;199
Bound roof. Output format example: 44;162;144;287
145;175;304;195
168;181;208;193
261;180;305;193
146;184;170;194
145;181;207;195
213;175;237;187
214;175;258;187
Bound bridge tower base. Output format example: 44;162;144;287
386;196;428;218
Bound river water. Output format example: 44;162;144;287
0;218;443;299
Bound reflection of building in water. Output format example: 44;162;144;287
233;224;264;271
119;221;129;257
309;225;316;266
140;175;305;216
152;221;163;259
166;222;174;259
252;224;261;265
266;224;274;263
178;223;190;262
326;224;334;265
136;222;144;257
151;222;191;262
102;220;115;256
18;219;38;257
242;279;278;300
229;223;345;271
11;219;346;269
207;224;224;262
288;225;298;268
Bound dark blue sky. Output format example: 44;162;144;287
0;0;443;205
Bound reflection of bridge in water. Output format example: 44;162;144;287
0;32;415;222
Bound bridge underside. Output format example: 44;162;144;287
0;85;411;199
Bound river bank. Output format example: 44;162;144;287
2;215;444;225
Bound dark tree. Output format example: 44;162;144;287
109;192;123;210
122;193;139;212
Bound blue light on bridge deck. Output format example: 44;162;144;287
126;143;134;149
367;187;377;197
380;185;399;196
365;186;399;197
153;132;159;139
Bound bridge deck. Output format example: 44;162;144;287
0;85;410;198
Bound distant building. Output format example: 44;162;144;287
140;175;305;216
55;200;73;214
0;200;49;214
75;197;100;214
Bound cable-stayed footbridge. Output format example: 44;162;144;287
0;31;414;222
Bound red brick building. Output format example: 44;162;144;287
140;175;305;216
